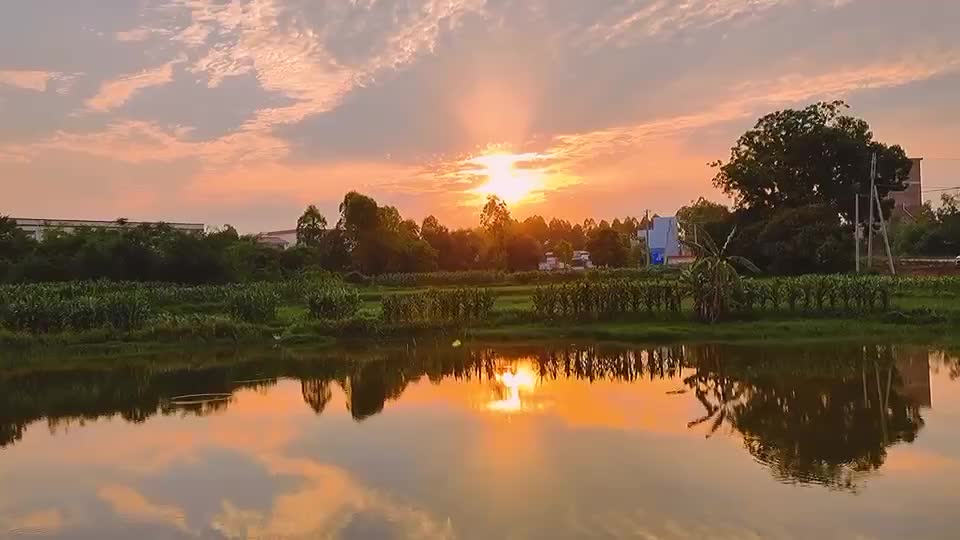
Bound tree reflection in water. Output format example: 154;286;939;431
0;343;952;491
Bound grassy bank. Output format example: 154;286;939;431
3;275;960;353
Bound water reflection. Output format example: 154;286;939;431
1;343;953;496
487;363;538;412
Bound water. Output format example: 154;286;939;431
1;343;959;539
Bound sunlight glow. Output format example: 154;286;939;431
487;364;538;412
467;151;546;205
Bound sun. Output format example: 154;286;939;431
467;151;545;205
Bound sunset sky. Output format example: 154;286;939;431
1;0;959;232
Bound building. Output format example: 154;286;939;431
890;158;924;218
12;217;204;241
255;229;298;249
538;250;594;271
645;216;681;265
572;251;594;269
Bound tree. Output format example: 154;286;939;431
586;227;629;267
296;205;327;247
480;196;512;235
317;227;352;271
676;198;733;244
521;215;549;244
448;229;483;271
339;192;380;242
0;216;35;263
754;205;853;275
893;194;960;256
554;240;574;267
683;228;759;323
712;101;912;223
504;234;542;272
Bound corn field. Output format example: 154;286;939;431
381;288;495;324
533;280;685;320
0;292;153;333
306;284;362;320
369;268;680;288
226;287;280;323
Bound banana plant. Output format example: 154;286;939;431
681;226;760;323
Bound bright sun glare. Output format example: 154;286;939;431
487;364;538;412
467;151;545;205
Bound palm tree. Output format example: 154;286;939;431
682;226;759;323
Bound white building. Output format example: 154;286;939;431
256;229;298;249
12;217;204;241
539;250;594;271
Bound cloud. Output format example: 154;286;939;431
86;62;179;112
98;485;191;533
0;70;60;92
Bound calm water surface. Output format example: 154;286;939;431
1;343;959;540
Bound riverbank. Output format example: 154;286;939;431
5;313;960;360
4;276;960;355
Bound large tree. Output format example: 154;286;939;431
676;198;733;244
712;101;912;223
586;226;629;268
296;205;327;247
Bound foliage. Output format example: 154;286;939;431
892;194;960;256
296;205;327;247
225;287;280;323
752;204;853;275
586;226;630;268
676;197;733;245
0;292;153;333
368;268;678;287
554;240;574;267
532;280;684;320
731;275;892;315
306;284;362;320
381;288;495;324
713;101;912;224
683;227;760;323
504;233;542;272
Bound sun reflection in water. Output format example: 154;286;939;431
487;364;538;413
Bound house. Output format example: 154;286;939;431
645;217;681;265
890;158;924;221
12;217;204;241
256;229;298;249
539;250;594;271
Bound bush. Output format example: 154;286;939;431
306;285;362;320
226;287;279;323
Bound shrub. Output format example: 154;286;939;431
226;287;279;323
306;285;362;320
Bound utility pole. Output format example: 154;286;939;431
867;153;877;268
854;189;861;273
873;181;897;275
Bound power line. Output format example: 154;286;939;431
922;186;960;193
922;158;960;161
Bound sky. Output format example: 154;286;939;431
1;0;959;233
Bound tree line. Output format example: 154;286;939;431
0;194;648;283
3;99;948;283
